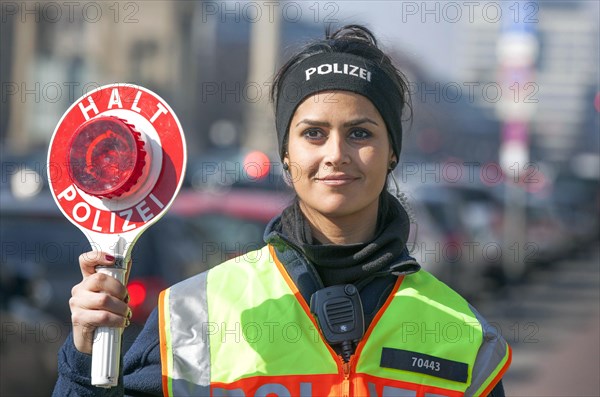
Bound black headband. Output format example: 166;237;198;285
275;52;404;163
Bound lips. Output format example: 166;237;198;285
315;174;358;186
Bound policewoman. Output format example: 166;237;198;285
54;25;510;397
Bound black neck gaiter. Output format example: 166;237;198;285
279;192;411;286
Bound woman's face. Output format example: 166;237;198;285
284;91;395;222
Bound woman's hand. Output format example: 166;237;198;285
69;251;131;354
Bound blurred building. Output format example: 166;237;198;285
1;2;196;153
456;1;599;163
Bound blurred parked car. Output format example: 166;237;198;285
407;184;500;298
403;192;458;286
486;183;577;270
551;168;600;248
523;192;576;265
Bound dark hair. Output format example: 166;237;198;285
271;24;413;155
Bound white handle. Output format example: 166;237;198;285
91;266;126;388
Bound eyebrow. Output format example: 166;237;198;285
295;117;379;128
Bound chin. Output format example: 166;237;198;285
305;196;375;219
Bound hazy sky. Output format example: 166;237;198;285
295;0;599;80
335;2;458;76
297;1;461;79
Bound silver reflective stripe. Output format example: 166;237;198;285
464;304;507;396
424;394;447;397
168;271;210;396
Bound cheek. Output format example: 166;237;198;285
290;163;316;188
361;148;389;171
360;153;391;189
287;150;319;180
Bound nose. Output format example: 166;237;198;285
323;131;350;169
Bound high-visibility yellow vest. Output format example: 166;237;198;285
159;245;511;397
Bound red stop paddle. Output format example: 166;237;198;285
47;84;186;387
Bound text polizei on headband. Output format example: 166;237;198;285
305;63;372;82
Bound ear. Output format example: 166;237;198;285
388;142;396;161
282;152;290;171
388;152;398;173
390;150;397;165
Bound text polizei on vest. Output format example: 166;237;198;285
305;63;372;82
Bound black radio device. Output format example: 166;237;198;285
309;284;365;362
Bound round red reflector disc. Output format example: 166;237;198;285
67;116;146;198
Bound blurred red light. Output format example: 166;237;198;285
243;151;270;180
67;116;146;198
127;281;147;308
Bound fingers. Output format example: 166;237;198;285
73;250;130;322
70;274;132;353
72;282;129;313
70;295;131;329
71;273;130;320
74;271;128;300
71;300;132;354
78;251;118;278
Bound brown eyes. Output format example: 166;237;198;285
303;128;324;140
349;129;371;139
302;128;372;141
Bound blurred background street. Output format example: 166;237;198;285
480;245;600;396
1;1;599;396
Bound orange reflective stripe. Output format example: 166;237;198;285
210;373;466;397
353;373;464;397
269;245;314;322
350;276;404;390
269;245;343;367
211;374;464;396
211;374;340;396
352;276;404;374
158;289;170;397
479;345;512;397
